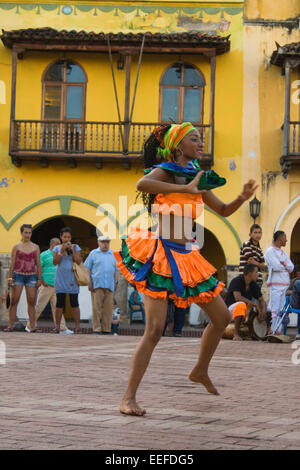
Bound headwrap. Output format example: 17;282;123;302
155;122;196;161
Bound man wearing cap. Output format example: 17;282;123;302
84;235;118;334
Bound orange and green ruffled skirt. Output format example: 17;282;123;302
114;228;224;308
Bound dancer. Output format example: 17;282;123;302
4;224;42;332
115;122;258;416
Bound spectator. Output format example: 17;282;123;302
173;305;187;337
225;264;267;341
286;265;300;299
189;303;210;328
112;305;121;336
52;227;82;333
25;238;73;334
129;285;145;318
84;235;118;334
163;299;187;337
290;280;300;310
239;224;265;287
265;231;294;334
288;266;300;311
164;299;175;336
4;224;42;332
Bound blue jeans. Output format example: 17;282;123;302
13;273;37;287
112;323;119;334
173;307;187;334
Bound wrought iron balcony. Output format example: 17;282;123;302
281;121;300;172
10;120;214;168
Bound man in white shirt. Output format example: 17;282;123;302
265;231;294;333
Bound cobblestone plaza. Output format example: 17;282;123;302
0;332;299;450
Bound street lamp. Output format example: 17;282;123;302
249;196;261;222
117;54;125;70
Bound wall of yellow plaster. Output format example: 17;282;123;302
244;0;300;21
242;1;300;255
0;1;244;267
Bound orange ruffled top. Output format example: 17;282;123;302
114;193;224;307
152;192;204;219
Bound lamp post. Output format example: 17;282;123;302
249;196;261;222
117;54;125;70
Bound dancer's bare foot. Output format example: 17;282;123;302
233;335;243;341
188;369;220;395
120;398;146;416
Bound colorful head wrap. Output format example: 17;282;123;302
155;122;196;161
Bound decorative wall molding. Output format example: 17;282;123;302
0;195;241;251
0;3;243;17
0;195;146;233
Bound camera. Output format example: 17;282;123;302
65;242;73;255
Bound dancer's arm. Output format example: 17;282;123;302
202;179;258;217
137;169;205;194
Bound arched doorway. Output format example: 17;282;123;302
291;218;300;268
198;226;227;284
31;215;98;260
30;216;98;321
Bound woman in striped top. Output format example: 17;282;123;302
239;224;265;286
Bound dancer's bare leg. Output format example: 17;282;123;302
189;295;230;395
120;295;168;416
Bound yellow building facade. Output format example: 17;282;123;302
0;0;299;314
242;0;300;265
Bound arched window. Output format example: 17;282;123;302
42;60;86;121
160;63;205;124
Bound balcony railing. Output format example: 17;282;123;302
287;121;300;155
281;121;300;171
10;120;214;166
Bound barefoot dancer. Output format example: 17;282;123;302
115;123;258;416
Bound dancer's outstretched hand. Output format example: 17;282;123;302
186;171;207;194
239;179;259;201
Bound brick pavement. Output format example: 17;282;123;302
0;331;299;450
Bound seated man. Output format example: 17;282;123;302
129;286;144;311
290;280;300;310
129;285;145;323
287;265;300;309
225;264;267;341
